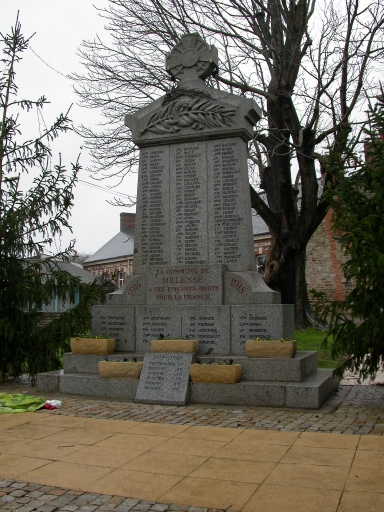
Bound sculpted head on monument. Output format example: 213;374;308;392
166;33;218;82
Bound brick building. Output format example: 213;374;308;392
252;208;349;302
83;213;135;289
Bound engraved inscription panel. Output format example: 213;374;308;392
170;142;208;265
146;264;223;305
231;306;286;355
207;138;256;271
137;308;174;353
135;352;193;405
91;305;135;352
213;141;241;264
183;307;230;354
136;137;255;272
136;305;230;355
135;146;169;269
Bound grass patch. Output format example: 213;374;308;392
295;328;342;369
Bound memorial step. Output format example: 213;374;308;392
62;351;318;382
189;369;339;409
58;372;139;400
37;367;338;410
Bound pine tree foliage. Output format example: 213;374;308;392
315;91;384;379
0;16;103;383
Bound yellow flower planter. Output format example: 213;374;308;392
98;361;143;379
70;338;115;356
245;340;297;359
189;363;242;383
151;339;199;353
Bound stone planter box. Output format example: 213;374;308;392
70;338;115;356
189;363;242;383
98;361;143;379
245;340;297;359
151;339;199;353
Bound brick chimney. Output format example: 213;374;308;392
120;212;136;231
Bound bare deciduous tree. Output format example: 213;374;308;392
72;0;384;327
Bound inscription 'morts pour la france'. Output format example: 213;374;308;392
147;265;222;305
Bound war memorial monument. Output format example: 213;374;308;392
37;34;338;408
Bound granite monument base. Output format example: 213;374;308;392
37;350;339;409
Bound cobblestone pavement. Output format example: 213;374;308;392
0;479;227;512
1;382;384;511
25;384;384;436
2;380;384;436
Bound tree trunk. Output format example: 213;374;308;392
264;233;315;330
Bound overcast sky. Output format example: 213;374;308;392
1;0;137;255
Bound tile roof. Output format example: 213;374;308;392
84;225;135;264
56;261;102;284
252;209;270;236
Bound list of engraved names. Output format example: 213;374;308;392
140;147;168;265
143;354;185;394
213;140;243;264
174;144;206;265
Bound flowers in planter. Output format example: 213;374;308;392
151;336;199;353
98;357;143;379
196;358;213;364
104;356;140;362
157;333;191;340
246;337;297;358
254;336;292;343
75;331;110;340
190;360;242;383
196;358;234;365
70;335;115;355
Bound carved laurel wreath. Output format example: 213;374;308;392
141;93;236;135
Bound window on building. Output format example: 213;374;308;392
118;271;125;288
256;255;266;274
